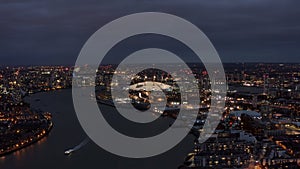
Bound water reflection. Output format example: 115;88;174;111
8;135;49;161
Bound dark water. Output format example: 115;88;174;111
0;89;194;169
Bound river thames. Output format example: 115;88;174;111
0;89;194;169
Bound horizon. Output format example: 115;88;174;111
1;62;300;67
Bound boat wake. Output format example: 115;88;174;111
64;138;90;155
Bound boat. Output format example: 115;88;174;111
64;149;74;156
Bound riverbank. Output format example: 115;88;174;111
0;115;53;157
0;88;72;157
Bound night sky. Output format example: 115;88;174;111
1;0;300;65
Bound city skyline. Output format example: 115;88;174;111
1;63;300;168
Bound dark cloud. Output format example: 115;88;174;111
0;0;300;65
